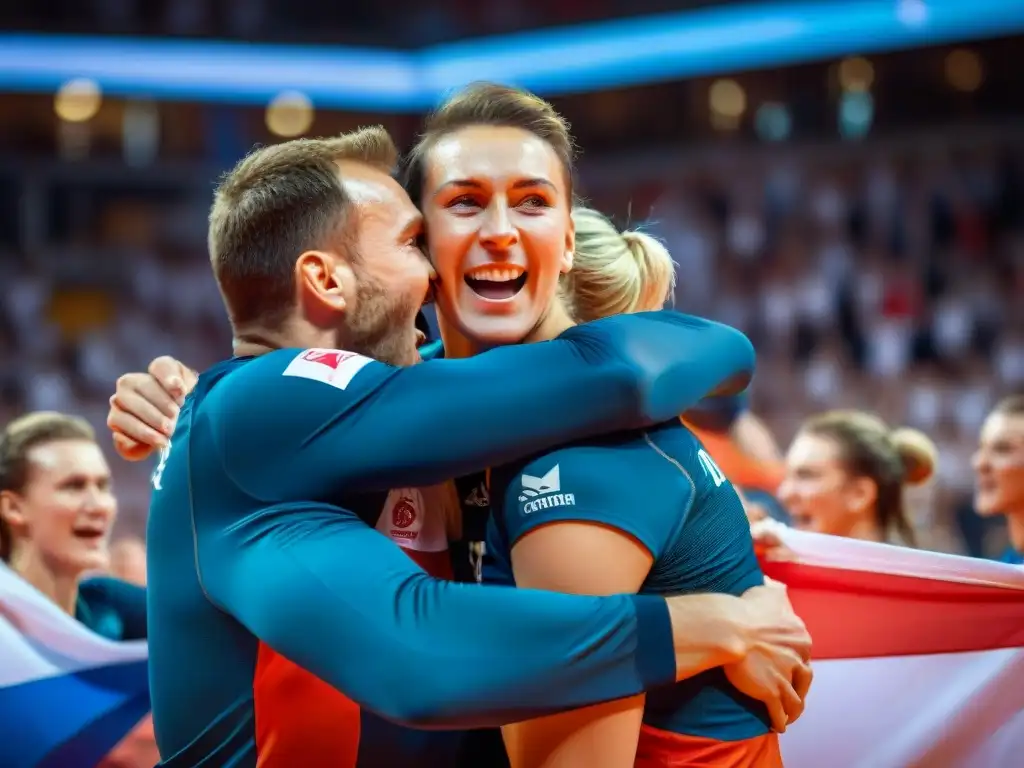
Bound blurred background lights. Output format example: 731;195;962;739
54;78;102;123
266;91;315;137
896;0;929;27
945;48;984;93
709;78;746;130
839;90;874;140
755;102;792;142
838;56;875;92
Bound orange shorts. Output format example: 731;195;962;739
634;724;782;768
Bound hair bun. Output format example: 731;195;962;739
619;229;676;309
890;427;938;486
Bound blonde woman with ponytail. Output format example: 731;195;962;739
778;410;938;544
562;207;677;322
568;207;786;518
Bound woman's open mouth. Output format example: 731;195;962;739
464;266;528;301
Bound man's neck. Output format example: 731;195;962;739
232;318;339;359
11;548;80;616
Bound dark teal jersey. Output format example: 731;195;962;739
145;310;756;767
1001;547;1024;565
77;576;148;641
487;420;771;744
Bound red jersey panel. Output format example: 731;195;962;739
252;488;453;767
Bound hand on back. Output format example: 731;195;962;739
108;356;196;461
725;579;812;733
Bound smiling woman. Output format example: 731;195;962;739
398;82;778;768
778;410;938;544
973;395;1024;558
403;83;578;350
0;411;146;637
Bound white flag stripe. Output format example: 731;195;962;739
773;529;1024;768
771;523;1024;589
0;563;147;686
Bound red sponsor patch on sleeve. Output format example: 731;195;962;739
282;348;372;390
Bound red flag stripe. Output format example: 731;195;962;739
763;560;1024;660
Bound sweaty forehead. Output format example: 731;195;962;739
27;440;109;477
983;413;1024;443
337;161;419;221
788;432;841;468
426;126;563;189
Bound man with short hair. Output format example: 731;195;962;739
122;126;810;767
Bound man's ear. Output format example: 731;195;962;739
296;251;352;314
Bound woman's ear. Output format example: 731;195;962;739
561;215;575;274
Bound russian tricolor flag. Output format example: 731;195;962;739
767;528;1024;767
0;563;150;768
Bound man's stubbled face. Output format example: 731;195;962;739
335;163;432;366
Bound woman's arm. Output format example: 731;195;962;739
506;522;653;768
494;445;689;767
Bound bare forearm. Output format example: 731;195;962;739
668;593;750;681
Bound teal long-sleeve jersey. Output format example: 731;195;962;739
145;311;755;767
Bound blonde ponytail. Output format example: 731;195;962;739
890;427;938;487
621;229;677;314
561;207;676;323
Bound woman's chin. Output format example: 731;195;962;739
66;546;111;576
455;312;536;348
972;495;1002;517
790;516;821;533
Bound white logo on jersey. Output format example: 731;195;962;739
282;348;372;391
697;448;727;487
519;465;576;514
152;442;172;491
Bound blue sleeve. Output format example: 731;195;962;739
498;447;689;559
195;499;675;729
740;488;790;525
218;311;755;498
78;577;148;640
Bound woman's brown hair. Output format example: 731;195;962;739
800;410;938;546
402;81;577;208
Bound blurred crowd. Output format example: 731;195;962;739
637;134;1024;516
645;135;1024;553
2;127;1021;554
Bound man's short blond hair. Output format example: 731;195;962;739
208;126;399;329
